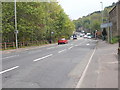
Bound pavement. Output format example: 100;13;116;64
1;43;56;54
79;40;118;88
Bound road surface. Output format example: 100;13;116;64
1;38;98;88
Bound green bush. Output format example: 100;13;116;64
111;36;120;44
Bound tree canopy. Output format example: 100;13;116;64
2;2;75;43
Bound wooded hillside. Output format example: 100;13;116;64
73;3;115;33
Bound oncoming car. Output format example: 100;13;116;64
73;34;77;40
58;38;68;45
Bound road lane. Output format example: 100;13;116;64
2;38;92;72
76;46;96;88
2;39;86;70
2;39;97;88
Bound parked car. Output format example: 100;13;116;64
87;34;92;39
58;38;68;45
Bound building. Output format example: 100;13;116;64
109;0;120;57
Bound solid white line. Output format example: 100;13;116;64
68;46;73;50
0;66;19;75
58;49;66;53
2;55;19;60
33;54;53;62
76;47;96;88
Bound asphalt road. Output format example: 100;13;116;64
1;38;98;88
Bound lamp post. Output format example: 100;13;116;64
100;2;103;24
50;31;54;43
14;0;18;48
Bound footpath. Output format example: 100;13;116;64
79;40;119;88
1;43;56;54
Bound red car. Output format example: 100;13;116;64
58;38;68;45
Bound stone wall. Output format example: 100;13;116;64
109;6;117;37
109;1;120;56
116;1;120;57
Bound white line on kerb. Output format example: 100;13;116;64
2;55;19;60
58;49;66;53
33;54;53;62
0;66;19;75
76;47;96;88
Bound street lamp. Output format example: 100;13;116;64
14;0;18;48
100;2;103;23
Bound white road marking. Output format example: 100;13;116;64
2;55;19;60
0;66;19;75
47;47;55;50
33;54;53;62
75;45;78;47
76;47;96;88
58;49;66;53
86;43;90;46
68;46;73;50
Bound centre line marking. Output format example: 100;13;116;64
68;46;73;50
75;45;78;46
58;49;66;53
86;43;90;46
2;55;19;60
0;66;19;75
76;47;96;88
33;54;53;62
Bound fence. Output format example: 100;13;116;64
0;40;49;50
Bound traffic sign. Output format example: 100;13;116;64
14;30;18;34
100;22;112;28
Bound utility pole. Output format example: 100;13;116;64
100;2;104;39
14;0;18;48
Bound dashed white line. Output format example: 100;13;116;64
76;47;96;88
33;54;53;62
86;43;90;46
58;49;66;53
75;45;78;47
68;46;73;50
2;55;19;60
0;66;19;75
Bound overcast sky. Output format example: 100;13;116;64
57;0;118;20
